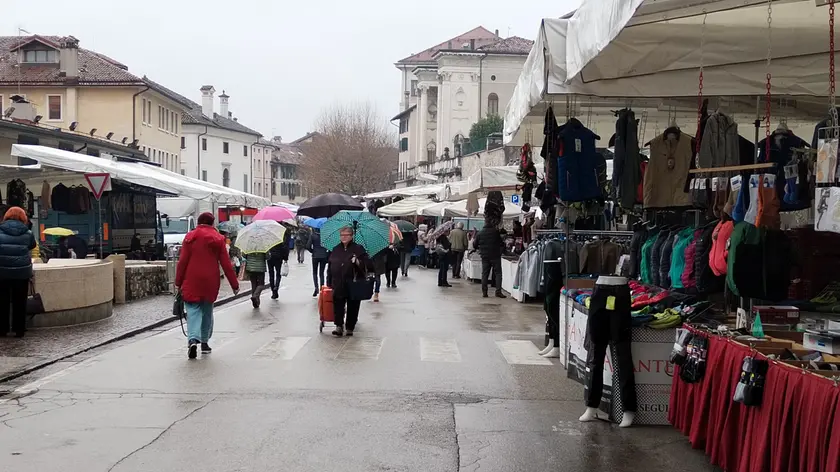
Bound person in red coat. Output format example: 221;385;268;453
175;212;239;359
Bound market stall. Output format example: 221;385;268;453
376;196;435;218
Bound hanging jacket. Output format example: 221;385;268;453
680;228;704;290
698;112;740;169
6;179;26;208
613;108;642;209
639;230;660;284
669;227;696;289
709;220;735;277
555;118;602;202
540;107;558;197
175;225;238;303
758;130;810;211
694;221;725;294
0;219;36;280
628;226;647;279
726;223;791;300
650;230;671;287
659;229;681;288
644;132;693;209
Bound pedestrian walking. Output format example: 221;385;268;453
473;223;506;299
266;229;290;300
416;224;428;267
0;207;36;338
327;226;372;337
400;230;416;277
245;250;268;308
175;212;239;358
295;226;309;264
372;247;387;302
385;243;400;288
436;233;452;287
307;228;328;297
449;222;468;279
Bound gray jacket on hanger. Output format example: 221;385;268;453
698;112;740;169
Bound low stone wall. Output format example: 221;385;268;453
125;264;168;301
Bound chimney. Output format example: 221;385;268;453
219;90;230;119
59;36;79;79
200;85;215;117
494;29;499;36
470;39;475;50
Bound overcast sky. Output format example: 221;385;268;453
5;0;578;141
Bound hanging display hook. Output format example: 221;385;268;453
764;0;773;157
696;12;707;156
829;0;838;138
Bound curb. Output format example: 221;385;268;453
0;291;252;385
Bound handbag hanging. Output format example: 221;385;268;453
347;270;375;301
237;263;247;281
281;262;290;277
26;279;45;316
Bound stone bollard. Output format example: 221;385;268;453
106;254;126;304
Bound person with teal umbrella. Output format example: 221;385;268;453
326;225;373;337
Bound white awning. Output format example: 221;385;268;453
444;197;521;219
466;165;544;193
504;0;838;143
365;183;448;199
418;200;454;217
11;144;269;207
376;196;435;217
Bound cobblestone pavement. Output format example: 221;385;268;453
0;279;251;382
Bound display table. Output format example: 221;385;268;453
561;294;674;425
462;255;482;281
500;256;523;302
670;325;840;472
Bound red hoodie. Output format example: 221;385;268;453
175;225;239;303
709;220;734;277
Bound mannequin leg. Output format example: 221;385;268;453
539;341;555;356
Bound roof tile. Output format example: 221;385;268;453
397;26;499;64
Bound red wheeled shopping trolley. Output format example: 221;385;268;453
318;286;334;333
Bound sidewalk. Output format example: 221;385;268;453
0;281;251;384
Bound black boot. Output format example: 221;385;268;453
271;290;279;300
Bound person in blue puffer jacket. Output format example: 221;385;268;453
0;206;37;338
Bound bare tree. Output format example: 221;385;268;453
301;102;397;196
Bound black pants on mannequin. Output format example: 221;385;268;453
543;262;563;345
583;282;638;412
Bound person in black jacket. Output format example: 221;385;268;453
399;230;416;277
0;207;36;337
327;226;373;337
307;229;329;297
266;227;291;299
436;233;452;287
473;224;506;298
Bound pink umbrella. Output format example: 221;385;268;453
253;206;296;222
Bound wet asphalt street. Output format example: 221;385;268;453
0;259;716;472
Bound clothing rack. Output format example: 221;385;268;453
688;163;775;174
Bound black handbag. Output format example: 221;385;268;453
173;290;188;336
26;280;45;316
348;275;375;301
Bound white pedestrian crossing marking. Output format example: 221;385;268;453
495;340;552;365
251;336;311;360
420;338;461;362
336;337;384;360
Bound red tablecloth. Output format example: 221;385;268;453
668;326;840;472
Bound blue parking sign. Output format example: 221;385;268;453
511;195;520;205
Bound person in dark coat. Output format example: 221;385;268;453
266;229;291;300
473;224;506;298
307;228;329;297
399;230;416;277
436;233;452;287
326;226;373;337
385;243;401;288
372;247;387;303
0;207;36;337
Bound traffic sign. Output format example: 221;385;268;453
511;194;521;205
84;173;111;200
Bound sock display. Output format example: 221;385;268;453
725;175;744;220
743;174;760;225
712;177;728;218
757;174;781;229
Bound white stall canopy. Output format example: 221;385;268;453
444;197;521;219
11;144;269;207
505;0;840;142
466;164;545;193
376;196;435;217
418;200;455;217
365;183;447;199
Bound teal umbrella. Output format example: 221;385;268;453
321;210;390;256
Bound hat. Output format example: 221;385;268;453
198;212;215;225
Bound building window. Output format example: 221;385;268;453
201;138;207;151
281;182;287;196
174;114;178;134
202;170;208;181
222;168;230;187
47;95;62;121
399;117;409;134
223;142;229;154
410;80;418;97
181;136;186;149
22;48;58;63
180;169;185;176
400;138;408;152
165;110;169;131
487;93;499;116
243;145;248;157
272;182;277;196
141;98;147;124
145;100;152;125
0;95;3;116
427;141;436;162
243;174;248;192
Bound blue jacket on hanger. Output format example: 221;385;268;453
555;118;602;202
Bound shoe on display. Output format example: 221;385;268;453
619;412;635;428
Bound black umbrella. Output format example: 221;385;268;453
297;193;364;219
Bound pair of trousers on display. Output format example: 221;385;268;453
584;282;638;413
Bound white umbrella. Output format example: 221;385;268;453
234;220;287;254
